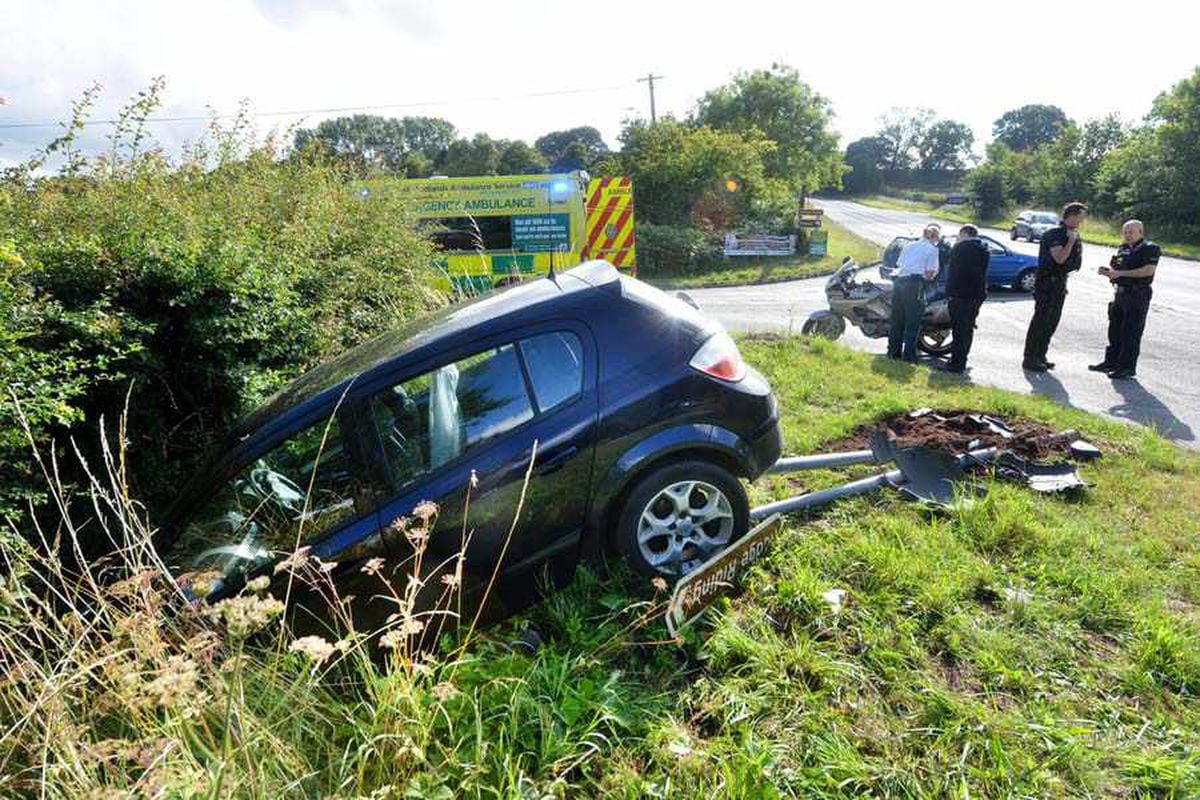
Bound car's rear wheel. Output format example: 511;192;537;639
615;460;749;579
1015;268;1037;292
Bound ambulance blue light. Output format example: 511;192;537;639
548;180;573;201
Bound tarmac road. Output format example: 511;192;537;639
689;198;1199;448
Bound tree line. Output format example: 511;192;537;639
841;67;1200;239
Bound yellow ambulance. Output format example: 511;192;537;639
367;172;635;295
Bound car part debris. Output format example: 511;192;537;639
1069;439;1102;461
889;446;986;507
992;452;1089;493
968;414;1015;439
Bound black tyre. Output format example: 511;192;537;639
917;329;954;356
614;459;749;579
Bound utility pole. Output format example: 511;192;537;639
637;73;663;123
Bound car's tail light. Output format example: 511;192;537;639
689;331;746;382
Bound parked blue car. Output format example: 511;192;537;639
157;261;782;623
881;234;1040;292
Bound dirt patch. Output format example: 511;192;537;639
826;409;1074;460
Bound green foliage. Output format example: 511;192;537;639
917;119;975;171
534;126;609;172
842;136;890;194
966;157;1011;219
992;104;1071;152
633;222;724;277
694;63;844;194
608;117;788;230
1095;67;1200;236
293;114;456;176
0;88;442;520
874;107;936;170
440;132;548;177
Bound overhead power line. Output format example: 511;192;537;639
0;82;635;131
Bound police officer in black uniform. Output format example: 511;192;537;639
1089;220;1160;380
944;224;990;373
1023;202;1087;371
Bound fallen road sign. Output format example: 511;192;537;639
665;514;784;638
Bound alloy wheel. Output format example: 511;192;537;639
637;480;735;576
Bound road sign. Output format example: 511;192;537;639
808;228;828;256
664;514;784;638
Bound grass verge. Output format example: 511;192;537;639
648;219;881;290
856;194;1200;261
3;338;1198;798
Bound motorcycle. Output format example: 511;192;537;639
802;256;953;356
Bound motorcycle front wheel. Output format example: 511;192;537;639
917;329;953;356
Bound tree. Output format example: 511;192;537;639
292;114;456;175
842;136;891;194
875;107;935;170
440;134;547;176
992;104;1070;152
609;117;788;229
1095;67;1200;231
534;127;609;171
917;120;975;171
496;140;548;175
693;63;844;194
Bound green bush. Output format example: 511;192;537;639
0;90;443;522
634;223;725;277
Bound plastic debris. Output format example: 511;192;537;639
994;452;1089;493
822;588;848;614
1069;439;1102;461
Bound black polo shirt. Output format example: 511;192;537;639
1036;224;1083;284
946;237;990;300
1112;239;1160;287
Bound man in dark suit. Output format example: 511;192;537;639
943;224;990;373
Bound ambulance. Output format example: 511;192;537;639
369;172;636;295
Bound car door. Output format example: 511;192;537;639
980;236;1019;285
365;323;598;615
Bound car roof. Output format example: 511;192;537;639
234;260;621;440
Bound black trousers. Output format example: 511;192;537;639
948;296;983;369
1023;283;1067;364
888;276;925;362
1104;285;1152;371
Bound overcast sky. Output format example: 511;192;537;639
3;0;1198;168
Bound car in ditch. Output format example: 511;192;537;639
1011;210;1059;242
156;261;782;623
880;233;1041;292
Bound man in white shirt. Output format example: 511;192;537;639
887;224;942;362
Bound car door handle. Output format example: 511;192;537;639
533;445;579;476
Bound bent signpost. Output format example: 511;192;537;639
665;513;784;638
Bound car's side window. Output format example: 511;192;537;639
171;415;360;581
519;331;584;413
984;238;1007;256
370;343;535;491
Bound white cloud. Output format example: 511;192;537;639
1;0;1197;164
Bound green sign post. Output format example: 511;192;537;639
808;228;829;257
512;213;571;253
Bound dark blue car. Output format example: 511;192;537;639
157;261;781;621
881;234;1040;292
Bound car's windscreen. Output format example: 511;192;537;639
168;415;361;583
1033;213;1058;224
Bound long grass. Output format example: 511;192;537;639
3;338;1199;798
